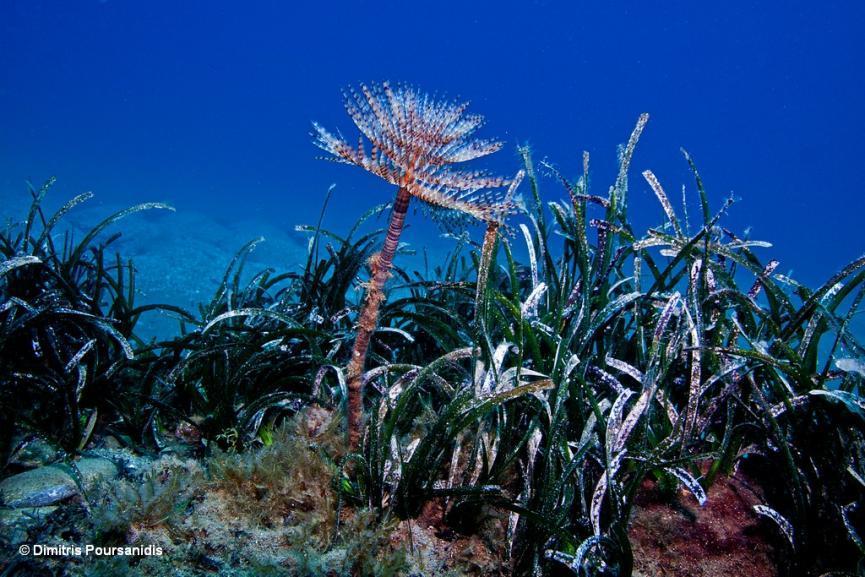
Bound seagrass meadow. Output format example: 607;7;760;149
1;87;864;577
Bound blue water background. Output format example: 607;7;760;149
2;1;864;337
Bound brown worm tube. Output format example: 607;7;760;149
344;186;411;450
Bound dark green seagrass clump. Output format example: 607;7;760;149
0;179;174;459
150;189;388;453
324;115;865;577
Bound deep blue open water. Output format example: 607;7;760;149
2;1;863;334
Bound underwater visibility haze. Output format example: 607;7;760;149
1;1;865;576
2;2;864;283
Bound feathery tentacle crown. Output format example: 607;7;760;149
312;82;517;224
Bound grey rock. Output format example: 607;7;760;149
0;506;58;545
0;457;118;508
75;457;118;487
7;437;59;469
87;447;154;479
0;505;58;524
100;435;124;449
